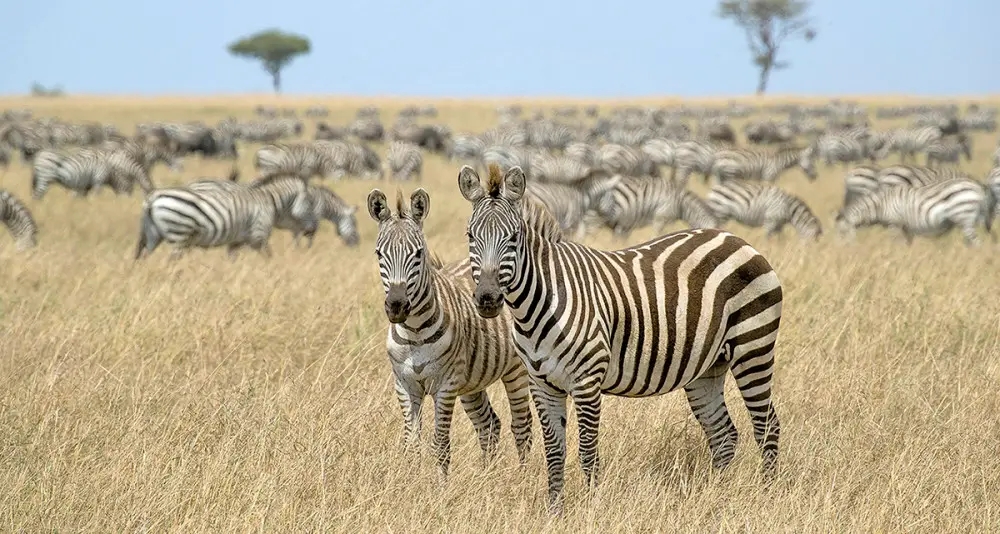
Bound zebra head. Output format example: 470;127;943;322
457;163;525;319
368;188;432;324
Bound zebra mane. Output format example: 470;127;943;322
518;195;564;244
429;252;445;270
394;189;410;219
486;163;504;198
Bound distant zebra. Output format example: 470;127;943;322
303;184;359;247
447;134;486;166
877;164;972;190
591;175;719;239
530;154;594;184
349;117;384;142
597;144;657;177
31;139;173;199
1;190;38;251
640;138;677;170
836;178;995;246
383;141;423;181
672;140;726;185
709;144;817;183
988;166;1000;219
136;176;317;260
875;127;945;162
458;164;784;514
523;174;621;239
840;164;881;214
816;129;877;167
367;188;533;476
924;134;972;167
255;141;380;181
706;180;822;240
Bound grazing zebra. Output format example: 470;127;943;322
447;134;486;166
836;178;995;246
349;117;384;142
709;144;818;183
875;127;945;162
840;164;881;214
591;175;719;239
523;175;621;239
530;154;594;184
367;188;533;476
458;164;784;513
876;164;972;190
672;140;726;186
383;141;423;181
302;184;359;247
816;129;878;167
924;134;972;167
136;176;317;260
31;138;176;199
706;180;822;240
597;143;658;177
1;190;38;251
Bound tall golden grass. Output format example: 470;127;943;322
1;96;1000;532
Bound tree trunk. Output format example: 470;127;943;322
756;61;772;95
271;69;281;93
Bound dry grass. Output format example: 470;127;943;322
2;96;1000;533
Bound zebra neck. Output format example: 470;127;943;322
505;230;557;323
397;274;442;333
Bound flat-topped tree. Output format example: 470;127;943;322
227;29;311;93
717;0;816;95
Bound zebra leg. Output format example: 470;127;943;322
531;381;568;514
500;365;534;464
684;361;739;470
730;345;780;476
459;391;502;465
227;244;241;261
571;381;603;490
393;378;423;453
431;393;458;478
962;224;981;247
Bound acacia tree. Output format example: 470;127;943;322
717;0;816;95
227;29;311;93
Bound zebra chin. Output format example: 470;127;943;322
472;283;505;319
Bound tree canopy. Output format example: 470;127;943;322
717;0;816;95
227;29;311;93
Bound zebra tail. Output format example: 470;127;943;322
134;200;161;260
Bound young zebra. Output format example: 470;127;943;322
590;175;719;240
368;188;533;477
458;164;784;513
923;134;972;168
136;176;316;260
706;180;822;240
841;164;881;215
836;178;995;246
1;190;38;251
709;144;818;183
383;141;423;181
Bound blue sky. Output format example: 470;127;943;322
2;0;996;97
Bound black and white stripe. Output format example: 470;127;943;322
591;175;719;239
1;190;38;251
924;134;972;168
875;126;945;162
368;188;533;476
836;178;995;246
706;180;822;240
383;141;423;181
523;175;621;239
459;164;784;513
840;164;881;214
709;144;818;183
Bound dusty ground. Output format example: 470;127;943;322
1;95;999;532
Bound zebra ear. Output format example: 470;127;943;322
367;189;392;223
409;188;431;226
458;166;485;203
502;166;526;201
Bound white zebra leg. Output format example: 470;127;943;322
459;391;501;466
571;381;603;490
394;378;423;453
430;393;458;478
530;381;568;515
684;362;739;470
500;365;534;464
962;224;981;247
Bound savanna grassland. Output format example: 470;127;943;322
2;96;1000;533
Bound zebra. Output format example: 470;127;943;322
256;141;381;181
383;141;423;181
304;184;359;247
924;134;972;168
590;175;719;240
815;129;878;167
597;143;658;177
367;188;533;477
446;134;486;166
672;140;727;186
458;164;784;513
835;178;995;246
875;127;945;162
706;180;822;240
1;190;38;251
31;138;176;199
348;117;384;142
136;176;317;260
530;154;595;184
709;144;818;183
876;164;972;190
522;174;622;239
988;166;1000;219
840;164;881;215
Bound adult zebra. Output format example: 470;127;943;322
836;178;995;246
458;164;785;513
367;188;534;477
1;190;38;251
709;144;818;183
840;164;881;215
590;174;719;240
705;180;822;240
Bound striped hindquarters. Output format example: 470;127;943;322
707;180;822;239
841;164;880;214
594;175;719;237
384;141;423;181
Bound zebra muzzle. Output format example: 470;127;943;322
384;284;411;323
473;273;504;319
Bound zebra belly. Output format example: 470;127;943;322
387;327;468;397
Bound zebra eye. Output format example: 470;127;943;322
414;248;423;259
466;231;474;241
509;233;518;244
